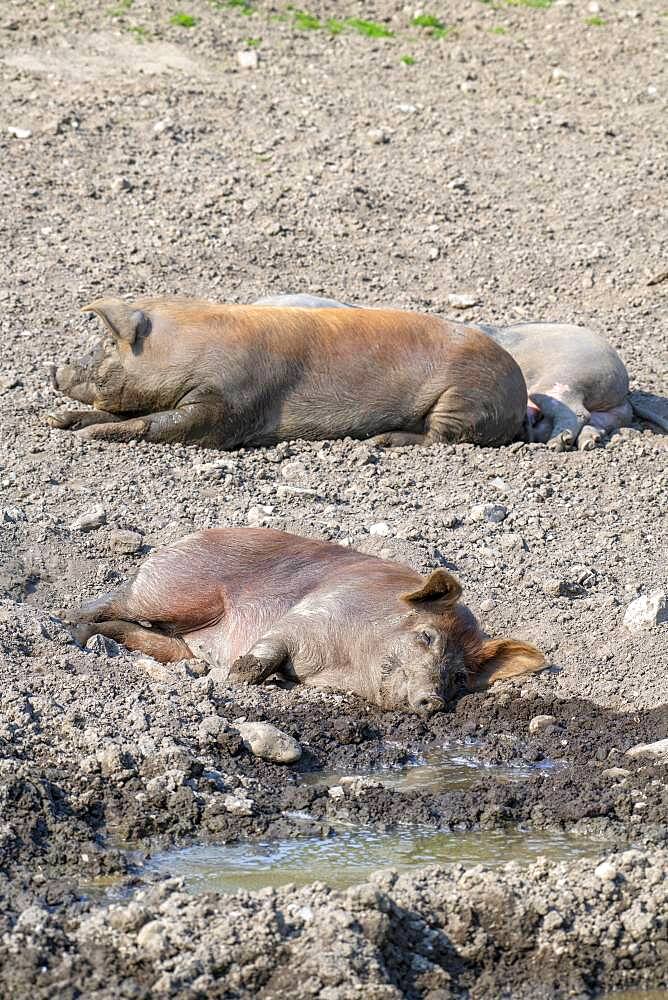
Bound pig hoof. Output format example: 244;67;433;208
229;653;265;684
46;409;75;429
71;622;98;646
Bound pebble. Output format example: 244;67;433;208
369;521;392;537
7;126;31;139
110;176;132;194
280;460;307;481
625;738;668;761
469;503;508;523
276;484;319;498
594;861;619;882
328;785;345;799
367;128;389;144
136;920;168;955
109;528;143;554
529;714;557;734
622;590;667;632
70;506;107;532
235;721;302;764
85;634;121;657
223;792;254;815
480;598;496;613
447;177;468;192
601;767;631;779
447;293;479;309
246;504;274;526
237;50;259;69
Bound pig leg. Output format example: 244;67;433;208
529;388;590;451
47;408;123;431
228;635;292;685
73;620;191;662
75;403;213;445
371;431;428;447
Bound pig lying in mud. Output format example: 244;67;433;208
68;528;545;715
256;294;668;450
47;297;528;449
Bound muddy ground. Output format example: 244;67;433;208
0;0;667;996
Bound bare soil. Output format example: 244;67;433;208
0;0;666;996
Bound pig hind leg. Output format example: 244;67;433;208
578;401;633;451
76;402;214;446
74;619;191;662
529;388;590;451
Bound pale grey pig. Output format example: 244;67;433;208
68;528;545;716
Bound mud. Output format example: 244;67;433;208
1;0;667;995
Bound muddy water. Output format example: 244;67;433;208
145;823;603;894
301;738;564;793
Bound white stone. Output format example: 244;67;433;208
625;738;668;761
623;590;667;632
447;293;478;309
8;126;31;139
224;793;254;815
529;714;557;734
328;785;345;799
237;50;259;69
246;504;274;526
369;521;392;537
70;506;107;532
594;861;618;882
236;721;302;764
469;503;508;523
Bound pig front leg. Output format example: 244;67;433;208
529;387;590;451
74;402;215;446
47;408;124;431
228;635;293;685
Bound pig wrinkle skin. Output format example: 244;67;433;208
66;528;545;715
259;295;666;450
47;297;528;449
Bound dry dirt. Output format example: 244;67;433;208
0;0;666;996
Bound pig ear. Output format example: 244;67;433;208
82;299;149;346
467;639;546;690
401;569;462;607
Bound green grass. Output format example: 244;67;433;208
585;15;605;25
108;0;132;15
489;25;507;34
225;0;254;13
345;17;393;38
128;24;149;40
293;9;321;29
245;35;261;45
401;53;416;65
326;18;344;34
170;11;198;27
411;15;452;38
505;0;553;7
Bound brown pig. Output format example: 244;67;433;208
68;528;545;715
47;297;528;448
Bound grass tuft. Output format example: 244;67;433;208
170;11;198;27
345;17;393;38
401;54;416;65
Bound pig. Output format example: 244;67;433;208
67;528;545;715
47;297;528;449
255;294;668;450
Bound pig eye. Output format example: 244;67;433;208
417;629;435;648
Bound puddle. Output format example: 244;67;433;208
301;739;563;794
144;824;604;895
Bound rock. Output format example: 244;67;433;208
369;521;392;537
198;715;228;745
1;506;26;523
601;767;631;779
447;177;468;192
469;503;508;523
276;484;319;498
236;721;302;764
136;919;168;956
135;657;172;683
223;793;254;815
447;293;479;309
70;506;107;532
0;371;21;391
246;504;274;526
594;861;619;882
623;590;667;632
237;50;258;69
529;714;557;734
7;126;31;139
480;598;496;613
328;785;345;799
109;528;143;554
280;460;307;481
625;738;668;761
367;128;389;144
85;633;121;657
110;176;132;194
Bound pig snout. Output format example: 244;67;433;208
409;690;445;717
52;361;98;404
